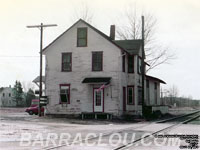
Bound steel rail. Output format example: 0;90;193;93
41;111;200;150
113;113;200;150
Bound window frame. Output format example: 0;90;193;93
127;86;135;105
128;55;134;73
92;51;103;71
77;27;88;47
61;53;72;72
59;84;70;104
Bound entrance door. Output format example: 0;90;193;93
93;89;103;112
123;87;126;112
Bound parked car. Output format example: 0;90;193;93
25;99;44;115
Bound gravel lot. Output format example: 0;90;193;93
0;107;199;150
0;107;145;150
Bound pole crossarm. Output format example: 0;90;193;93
26;23;57;116
26;24;57;28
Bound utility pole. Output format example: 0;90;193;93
141;16;145;117
27;23;57;116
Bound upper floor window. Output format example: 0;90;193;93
122;54;125;72
9;93;11;97
127;86;134;105
62;53;72;72
60;84;70;104
128;55;134;73
92;52;103;71
3;93;5;97
77;27;87;47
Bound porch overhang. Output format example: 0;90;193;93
82;77;111;84
32;76;45;87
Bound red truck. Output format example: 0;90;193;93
25;99;44;115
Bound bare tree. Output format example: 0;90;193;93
22;81;35;93
167;85;179;106
168;85;179;98
71;1;94;24
116;6;175;71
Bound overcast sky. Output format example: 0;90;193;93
0;0;199;99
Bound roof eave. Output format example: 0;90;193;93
146;75;166;84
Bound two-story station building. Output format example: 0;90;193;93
42;19;168;118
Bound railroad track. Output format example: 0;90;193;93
41;110;200;150
156;110;200;123
113;112;200;150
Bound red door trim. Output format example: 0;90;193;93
123;87;126;112
93;87;104;112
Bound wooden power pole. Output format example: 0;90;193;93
141;16;145;117
27;23;57;116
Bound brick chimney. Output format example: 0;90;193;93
110;25;115;40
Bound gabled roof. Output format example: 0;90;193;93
32;76;45;83
42;19;128;54
42;19;144;56
114;40;142;55
0;87;4;93
0;87;13;93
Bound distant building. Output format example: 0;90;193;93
42;19;167;118
0;86;16;107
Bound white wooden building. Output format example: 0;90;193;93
43;19;167;118
0;87;16;107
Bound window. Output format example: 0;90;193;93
32;101;39;105
92;52;103;71
9;93;11;97
154;82;157;105
154;82;157;90
146;80;150;105
77;27;87;47
122;54;125;72
62;53;72;72
95;91;101;106
60;84;70;104
3;93;5;97
128;55;134;73
138;86;142;105
138;57;142;74
127;86;134;105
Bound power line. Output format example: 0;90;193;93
0;55;42;58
